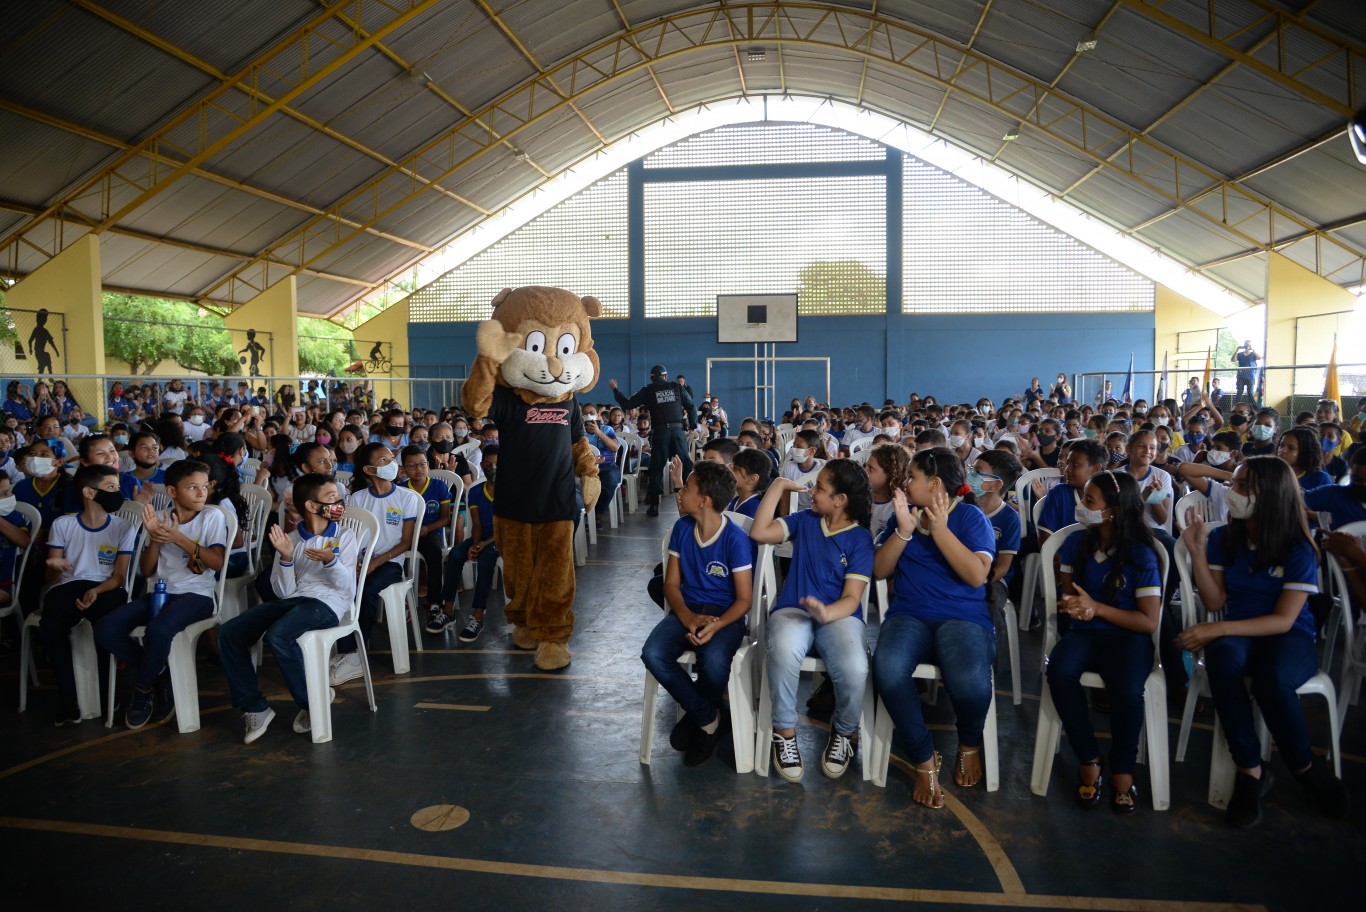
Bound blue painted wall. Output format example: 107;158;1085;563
409;310;1154;415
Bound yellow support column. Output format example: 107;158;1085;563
352;299;409;406
1154;284;1226;372
1265;253;1357;410
7;234;105;417
223;278;299;382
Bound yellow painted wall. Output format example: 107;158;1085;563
353;299;409;404
1154;285;1226;374
1265;253;1357;406
223;278;299;379
8;233;105;416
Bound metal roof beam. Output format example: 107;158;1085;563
192;2;1364;309
1115;0;1361;116
610;0;676;114
1196;210;1366;271
927;0;995;135
1;0;444;280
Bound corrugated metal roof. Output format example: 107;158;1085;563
875;0;992;46
0;111;121;208
1203;252;1268;301
97;0;319;74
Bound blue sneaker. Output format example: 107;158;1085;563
125;688;154;730
151;678;175;726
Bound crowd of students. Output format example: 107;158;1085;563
641;385;1365;828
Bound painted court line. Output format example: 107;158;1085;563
0;817;1266;911
415;703;491;712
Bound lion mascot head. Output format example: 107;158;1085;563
461;286;600;415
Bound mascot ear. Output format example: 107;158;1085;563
581;295;601;318
491;288;512;311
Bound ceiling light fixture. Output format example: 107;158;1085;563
1076;33;1098;52
746;47;766;62
512;148;530;162
1350;107;1366;164
1002;125;1021;141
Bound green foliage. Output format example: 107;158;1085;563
0;288;18;347
797;260;886;315
103;294;196;374
298;317;356;375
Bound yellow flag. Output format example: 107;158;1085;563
1202;346;1211;395
1324;335;1339;405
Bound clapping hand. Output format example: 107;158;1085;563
46;555;74;575
267;524;295;563
922;490;952;534
670;455;684;490
800;596;834;624
1059;582;1098;620
1180;509;1207;551
891;488;916;536
302;545;335;563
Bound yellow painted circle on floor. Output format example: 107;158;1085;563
410;804;470;832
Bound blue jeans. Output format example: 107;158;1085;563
1045;629;1154;775
873;614;996;764
641;608;746;727
94;592;215;690
442;538;500;610
1205;631;1318;771
217;596;338;712
596;462;621;517
766;608;868;735
336;560;404;654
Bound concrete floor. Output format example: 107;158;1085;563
2;500;1362;911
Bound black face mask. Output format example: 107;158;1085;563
1231;415;1248;427
133;457;158;470
92;489;125;513
430;440;455;454
387;425;405;436
1037;433;1057;447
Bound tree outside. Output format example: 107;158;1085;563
797;260;885;315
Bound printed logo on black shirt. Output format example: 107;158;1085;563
525;407;570;425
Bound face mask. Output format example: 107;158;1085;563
1226;489;1256;520
92;489;125;513
372;461;399;481
1109;450;1125;465
966;469;994;498
337;440;358;455
312;501;346;521
948;435;966;449
189;415;204;426
1230;415;1248;427
1358;411;1366;422
414;440;430;453
1146;488;1167;506
1103;411;1115;419
431;440;454;454
113;434;129;446
454;429;469;439
1250;424;1274;442
1075;504;1108;527
1152;417;1168;427
1322;438;1340;454
0;496;15;514
1085;429;1098;439
1037;433;1057;447
1206;450;1232;467
387;425;405;436
316;434;332;446
1189;433;1206;445
27;456;54;476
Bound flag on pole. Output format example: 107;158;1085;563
1202;346;1211;396
1324;334;1340;406
1120;352;1134;404
1156;351;1168;402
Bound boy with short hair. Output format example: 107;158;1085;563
640;461;753;766
216;473;359;743
780;429;825;512
40;464;136;725
437;445;500;642
701;437;739;464
94;459;227;729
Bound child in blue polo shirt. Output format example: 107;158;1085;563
640;461;753;767
1303;446;1366;529
1037;439;1108;546
726;447;771;521
399;445;451;630
0;473;33;617
971;449;1023;630
436;445;499;642
1178;455;1349;827
752;460;874;783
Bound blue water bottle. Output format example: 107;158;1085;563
149;578;168;619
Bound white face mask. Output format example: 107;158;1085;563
948;435;966;449
26;456;54;476
0;495;15;514
1152;417;1168;427
372;461;399;482
189;415;204;426
1225;489;1256;520
1250;424;1274;442
1205;450;1232;467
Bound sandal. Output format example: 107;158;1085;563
1111;781;1138;816
955;747;983;788
911;751;945;809
1076;759;1103;809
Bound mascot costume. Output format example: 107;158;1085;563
461;286;601;670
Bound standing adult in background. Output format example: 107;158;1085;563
1050;373;1072;405
675;372;695;404
611;364;696;517
1234;341;1259;404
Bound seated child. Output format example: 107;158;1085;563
216;473;359;742
436;445;500;643
94;459;228;729
399;445;452;627
780;429;825;512
640;461;753;766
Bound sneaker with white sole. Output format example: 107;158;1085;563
293;688;337;734
329;652;364;686
821;729;856;779
771;731;804;783
458;616;484;643
243;707;276;744
424;605;449;635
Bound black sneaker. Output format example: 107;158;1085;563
669;716;695;752
53;706;83;728
151;678;175;726
1226;768;1274;828
684;723;722;767
771;731;803;783
646;505;659;517
458;616;484;643
425;605;450;635
125;688;154;730
821;729;856;779
1295;760;1351;820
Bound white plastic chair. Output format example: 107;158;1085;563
775;424;795;450
452;441;480;464
295;506;380;743
429;469;465;558
0;503;42;694
869;581;1001;791
1326;552;1364;720
619;432;644;513
1173;523;1225;763
640;515;766;773
377;514;424;675
334;469;352;489
850;447;872;467
1174;489;1218;531
1321;520;1366;685
241;457;261;480
753;558;875;781
1029;524;1171;810
848;436;874;457
1017;497;1051;630
19;507;144;719
573;512;587;567
103;508;237;733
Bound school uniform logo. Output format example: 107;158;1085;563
705;561;729;579
385;506;403;526
839;553;848;568
1269;566;1284;578
97;544;117;566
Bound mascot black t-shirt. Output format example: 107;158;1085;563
488;385;584;523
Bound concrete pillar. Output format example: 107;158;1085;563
1265;253;1357;410
223;278;299;381
354;298;409;406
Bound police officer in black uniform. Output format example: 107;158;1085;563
610;363;696;516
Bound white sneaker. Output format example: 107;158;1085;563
243;707;275;744
293;688;336;734
329;653;364;686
